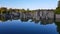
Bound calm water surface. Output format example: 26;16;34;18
0;19;59;34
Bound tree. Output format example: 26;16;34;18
55;7;60;14
0;7;7;14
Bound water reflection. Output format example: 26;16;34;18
55;19;60;34
0;15;60;34
0;15;54;25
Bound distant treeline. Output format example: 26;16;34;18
0;7;35;14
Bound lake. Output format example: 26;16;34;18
0;13;60;34
0;18;60;34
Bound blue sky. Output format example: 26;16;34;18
0;0;58;10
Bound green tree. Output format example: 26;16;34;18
0;7;7;14
55;7;60;14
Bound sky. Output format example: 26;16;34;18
0;0;58;10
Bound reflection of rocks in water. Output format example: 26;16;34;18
20;18;29;22
56;18;60;22
0;14;54;25
55;22;60;34
31;18;40;24
54;19;60;34
33;20;40;24
13;16;19;20
34;20;40;24
40;19;54;25
0;15;8;22
4;14;11;20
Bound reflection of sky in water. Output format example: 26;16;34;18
0;20;59;34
